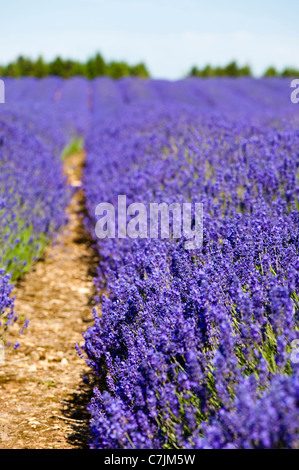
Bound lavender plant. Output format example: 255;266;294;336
81;96;299;449
0;79;77;343
0;114;69;279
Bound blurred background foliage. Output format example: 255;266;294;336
188;61;299;78
0;55;298;79
0;53;150;79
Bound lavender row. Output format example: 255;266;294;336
0;103;71;343
0;77;95;343
4;77;298;123
81;101;299;449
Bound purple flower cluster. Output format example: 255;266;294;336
81;93;299;448
0;79;77;341
0;112;69;278
0;268;15;340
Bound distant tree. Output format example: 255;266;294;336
213;66;224;77
188;61;252;78
263;66;278;77
71;61;86;77
16;56;34;76
49;57;65;77
201;65;215;77
0;53;150;79
238;64;252;76
86;53;106;79
281;67;299;78
130;63;150;78
49;58;74;78
107;61;130;79
188;65;216;77
3;62;20;77
223;61;239;77
63;60;77;79
188;66;201;77
33;56;49;78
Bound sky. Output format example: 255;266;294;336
1;0;299;79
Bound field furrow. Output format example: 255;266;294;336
0;151;99;449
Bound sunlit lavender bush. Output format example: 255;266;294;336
0;269;15;343
81;84;299;449
0;80;76;344
0;114;70;279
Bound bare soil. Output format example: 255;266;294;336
0;151;100;449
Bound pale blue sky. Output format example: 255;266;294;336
1;0;298;78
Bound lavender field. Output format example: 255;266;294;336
0;77;299;449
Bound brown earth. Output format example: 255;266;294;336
0;151;100;449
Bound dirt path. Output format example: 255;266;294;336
0;152;99;449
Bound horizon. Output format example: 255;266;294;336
1;54;296;80
1;0;299;80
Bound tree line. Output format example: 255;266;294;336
1;55;298;79
187;61;299;78
0;53;150;79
